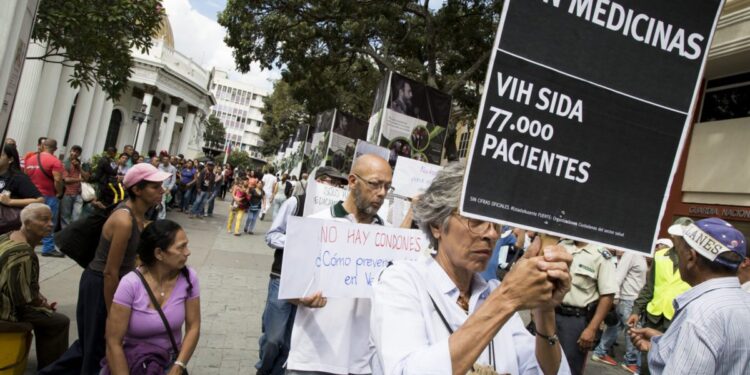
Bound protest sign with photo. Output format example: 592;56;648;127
460;0;725;254
308;109;368;174
391;156;442;199
368;71;452;166
308;109;336;170
290;125;309;177
328;110;368;173
278;217;428;299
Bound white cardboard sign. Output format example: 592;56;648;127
391;156;442;199
278;217;429;299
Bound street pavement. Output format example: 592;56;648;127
27;198;630;375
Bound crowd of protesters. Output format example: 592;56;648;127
0;139;747;375
0;139;211;374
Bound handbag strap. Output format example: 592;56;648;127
135;269;180;355
36;152;54;181
429;294;496;371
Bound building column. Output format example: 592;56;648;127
66;84;96;149
48;64;79;143
81;85;106;159
177;106;197;155
157;96;181;153
93;99;113;155
24;52;62;152
6;40;45;151
134;85;157;152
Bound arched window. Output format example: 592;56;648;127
104;109;123;149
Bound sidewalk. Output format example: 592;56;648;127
28;198;273;374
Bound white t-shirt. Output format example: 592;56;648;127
286;203;384;374
262;173;277;196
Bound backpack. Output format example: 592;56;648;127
54;203;120;268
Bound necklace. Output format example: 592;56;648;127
456;293;469;313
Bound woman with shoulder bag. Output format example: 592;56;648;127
40;163;171;375
0;143;44;234
102;219;200;374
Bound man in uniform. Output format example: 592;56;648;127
627;219;692;375
556;240;617;375
286;155;392;375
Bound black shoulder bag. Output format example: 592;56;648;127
135;270;189;374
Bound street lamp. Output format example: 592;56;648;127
131;104;151;146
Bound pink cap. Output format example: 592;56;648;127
123;163;171;189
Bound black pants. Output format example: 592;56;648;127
17;307;70;370
556;312;589;375
219;184;228;199
39;268;107;375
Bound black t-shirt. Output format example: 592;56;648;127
0;171;42;199
196;171;215;192
248;188;264;209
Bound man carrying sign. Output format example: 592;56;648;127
286;154;392;375
258;166;347;375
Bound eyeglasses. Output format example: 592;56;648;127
353;173;394;194
451;212;500;235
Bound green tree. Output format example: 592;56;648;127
30;0;165;99
202;115;226;150
219;0;502;117
215;150;255;170
259;80;307;155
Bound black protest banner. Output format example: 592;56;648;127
460;0;724;254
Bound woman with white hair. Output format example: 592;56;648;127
371;163;573;374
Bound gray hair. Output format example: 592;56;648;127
412;162;465;249
20;203;51;225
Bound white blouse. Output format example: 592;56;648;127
370;256;570;375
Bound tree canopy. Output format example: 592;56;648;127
202;114;226;150
31;0;165;99
219;0;503;119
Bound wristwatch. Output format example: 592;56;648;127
536;331;559;346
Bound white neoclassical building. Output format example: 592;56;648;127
4;12;215;160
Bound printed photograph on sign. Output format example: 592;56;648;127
369;71;452;166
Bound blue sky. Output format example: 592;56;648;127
191;0;225;20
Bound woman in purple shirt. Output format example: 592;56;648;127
103;220;201;374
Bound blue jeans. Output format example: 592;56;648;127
190;190;208;216
256;277;296;375
181;187;194;211
60;194;83;228
206;186;220;215
42;196;59;253
244;208;261;232
594;299;638;365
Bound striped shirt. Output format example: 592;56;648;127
648;277;750;375
0;233;39;322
